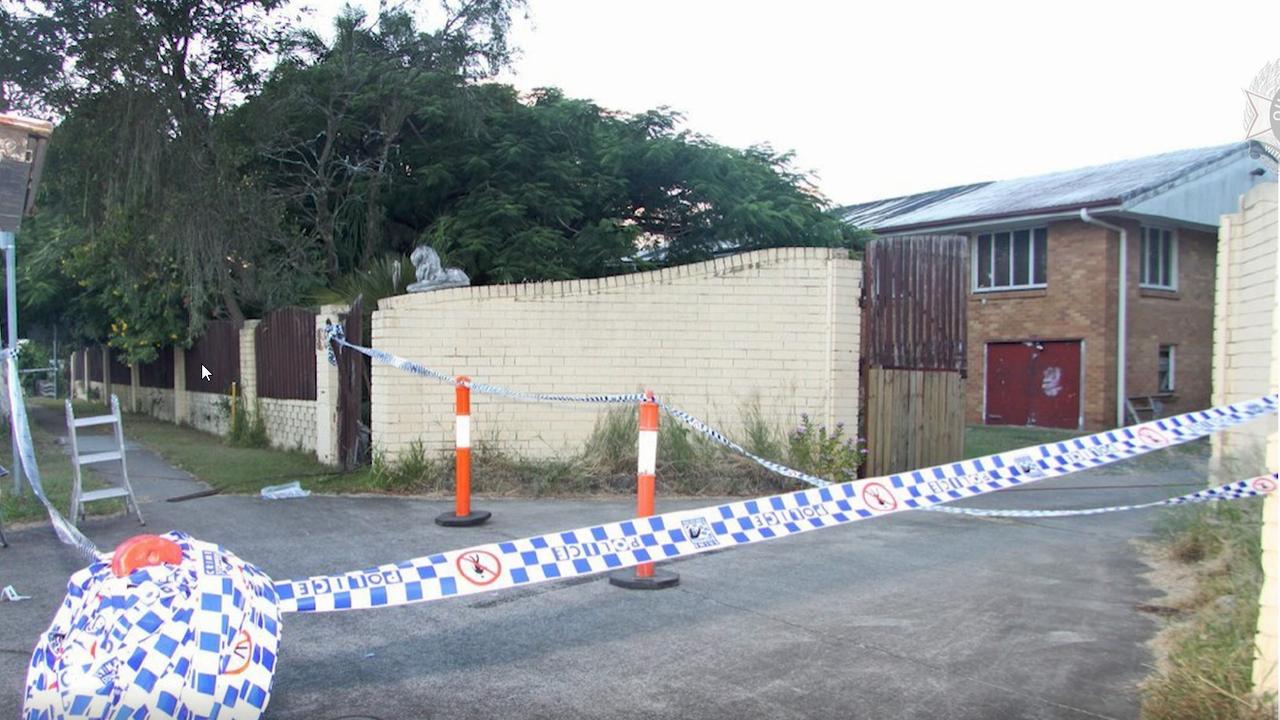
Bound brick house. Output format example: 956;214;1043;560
840;142;1277;430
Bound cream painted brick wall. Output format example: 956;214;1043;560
187;391;230;436
136;387;175;422
1211;182;1279;695
259;397;316;452
372;247;861;460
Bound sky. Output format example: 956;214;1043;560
305;0;1280;206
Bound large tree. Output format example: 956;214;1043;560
7;0;857;357
229;2;523;282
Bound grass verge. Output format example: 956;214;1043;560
48;398;373;495
964;424;1085;459
1;410;121;525
1140;502;1277;720
964;423;1210;473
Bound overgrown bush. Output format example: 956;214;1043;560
228;397;268;448
740;396;785;461
368;404;825;499
786;414;865;483
370;440;445;492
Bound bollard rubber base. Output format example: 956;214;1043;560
608;569;679;590
435;510;492;527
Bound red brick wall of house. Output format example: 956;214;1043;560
965;220;1115;430
962;218;1215;430
1124;224;1216;417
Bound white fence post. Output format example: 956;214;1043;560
173;347;188;425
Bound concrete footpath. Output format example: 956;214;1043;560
0;407;1210;719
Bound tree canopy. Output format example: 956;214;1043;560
1;0;861;361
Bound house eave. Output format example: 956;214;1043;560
873;200;1124;235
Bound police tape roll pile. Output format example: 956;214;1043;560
25;533;280;720
12;339;1279;719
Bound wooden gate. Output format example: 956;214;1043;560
335;297;365;470
860;235;968;476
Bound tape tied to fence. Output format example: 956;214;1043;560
274;394;1279;614
18;334;1280;720
324;326;1277;505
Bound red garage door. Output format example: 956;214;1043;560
985;341;1082;429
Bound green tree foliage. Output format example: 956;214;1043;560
5;1;858;357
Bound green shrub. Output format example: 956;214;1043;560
228;397;268;448
787;414;865;483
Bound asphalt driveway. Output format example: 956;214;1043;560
0;413;1210;719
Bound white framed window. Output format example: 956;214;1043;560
973;227;1047;292
1158;344;1175;393
1140;227;1177;290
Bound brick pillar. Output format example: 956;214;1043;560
129;363;140;413
315;304;347;466
100;346;111;407
239;320;259;406
1255;228;1280;696
174;347;188;425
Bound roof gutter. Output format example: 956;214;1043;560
1078;208;1127;427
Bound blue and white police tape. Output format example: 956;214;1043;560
275;393;1279;614
325;322;1274;497
24;532;281;720
2;356;101;560
324;322;647;406
659;402;832;487
926;473;1278;518
22;389;1278;719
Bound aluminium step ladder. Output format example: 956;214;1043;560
67;394;143;526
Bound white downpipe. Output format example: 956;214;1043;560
1079;209;1127;427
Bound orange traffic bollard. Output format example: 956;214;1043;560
435;376;491;527
610;390;678;590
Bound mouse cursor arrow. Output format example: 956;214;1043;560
201;365;212;381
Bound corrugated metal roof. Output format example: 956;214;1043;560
837;183;990;230
837;142;1261;232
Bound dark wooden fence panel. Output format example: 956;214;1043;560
109;352;131;385
256;307;317;400
861;235;967;372
138;346;174;388
87;346;102;379
74;349;86;383
185;320;240;394
860;235;968;476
